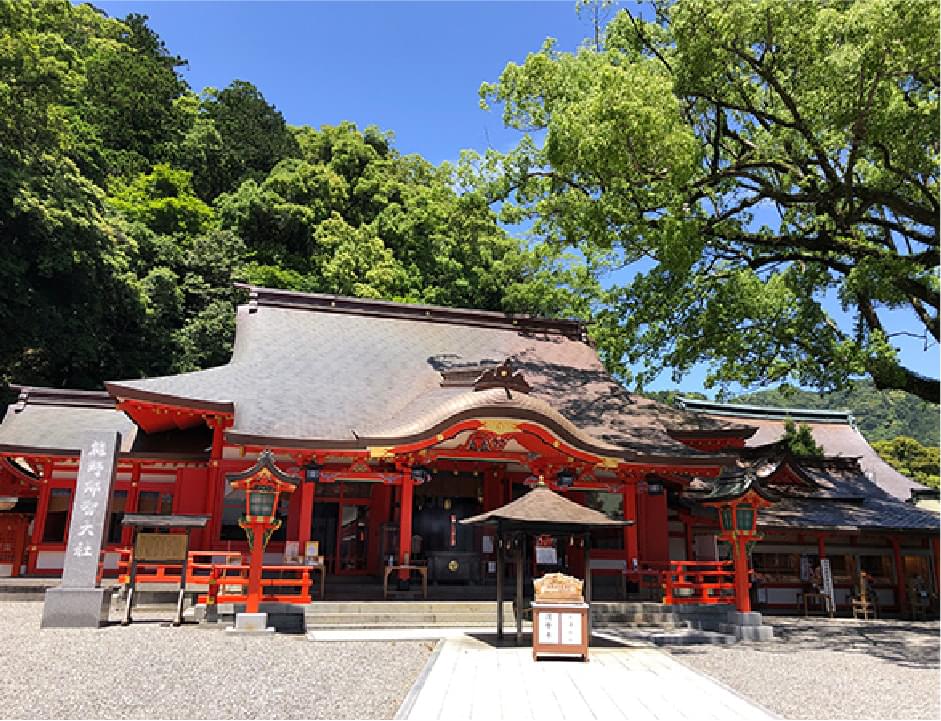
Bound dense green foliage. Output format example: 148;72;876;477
781;419;824;457
0;1;568;392
871;436;940;489
474;0;939;402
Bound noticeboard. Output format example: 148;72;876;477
133;533;188;562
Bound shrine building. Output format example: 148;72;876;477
0;285;936;615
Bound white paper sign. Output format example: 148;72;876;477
538;612;559;644
535;547;558;565
560;613;582;645
821;558;835;613
482;536;494;554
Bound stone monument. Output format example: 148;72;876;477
41;431;121;628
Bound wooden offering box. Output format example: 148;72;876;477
531;573;589;661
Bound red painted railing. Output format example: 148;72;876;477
661;560;735;605
623;561;736;605
96;547;132;586
98;549;312;605
186;551;312;604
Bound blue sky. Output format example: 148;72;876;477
94;1;938;396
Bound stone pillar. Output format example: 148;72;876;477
41;431;121;628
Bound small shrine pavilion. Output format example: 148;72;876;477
0;285;936;615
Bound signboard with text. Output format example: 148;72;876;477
61;432;120;589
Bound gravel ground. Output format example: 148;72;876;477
0;602;432;719
668;616;940;720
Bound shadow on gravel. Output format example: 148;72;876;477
670;619;940;669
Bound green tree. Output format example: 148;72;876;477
781;419;823;457
872;436;940;489
80;12;189;178
179;80;300;201
0;1;152;389
476;0;939;402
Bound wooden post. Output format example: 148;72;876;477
246;521;266;614
817;534;826;561
27;462;53;575
623;480;639;569
398;466;414;582
298;477;316;546
933;535;940;595
891;537;907;613
583;531;592;637
515;533;524;645
207;419;226;549
733;535;751;612
123;463;141;548
496;524;504;640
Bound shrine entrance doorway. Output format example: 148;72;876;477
310;481;377;575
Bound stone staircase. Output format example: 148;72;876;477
304;600;522;629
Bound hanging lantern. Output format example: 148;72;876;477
719;506;734;533
735;504;756;533
556;469;575;488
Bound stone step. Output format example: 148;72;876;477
305;612;511;625
307;620;531;629
305;601;514;616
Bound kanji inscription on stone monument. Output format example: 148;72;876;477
41;430;121;628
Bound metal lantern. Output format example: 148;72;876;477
719;506;734;533
411;466;432;485
246;483;277;520
304;462;321;484
735;504;756;533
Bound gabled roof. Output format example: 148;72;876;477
677;397;927;501
0;387;210;459
105;285;732;462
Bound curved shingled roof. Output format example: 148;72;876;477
106;286;734;462
676;397;928;501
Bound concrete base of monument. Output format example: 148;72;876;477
40;587;111;628
226;612;274;635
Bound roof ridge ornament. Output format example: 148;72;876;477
473;358;532;396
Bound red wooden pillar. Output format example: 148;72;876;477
891;537;907;612
622;480;639;568
684;517;695;561
733;535;751;613
122;463;141;547
27;461;53;575
817;534;826;560
398;466;413;581
297;478;316;546
206;418;226;549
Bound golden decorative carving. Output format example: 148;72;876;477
368;446;394;459
479;419;519;435
534;573;584;603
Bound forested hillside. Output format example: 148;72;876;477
0;2;578;394
731;383;939;447
646;383;938;447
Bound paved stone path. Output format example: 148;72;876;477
402;634;774;720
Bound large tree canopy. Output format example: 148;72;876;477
0;1;566;392
475;0;939;401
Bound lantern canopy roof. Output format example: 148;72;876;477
461;483;632;533
699;470;780;506
227;449;298;492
